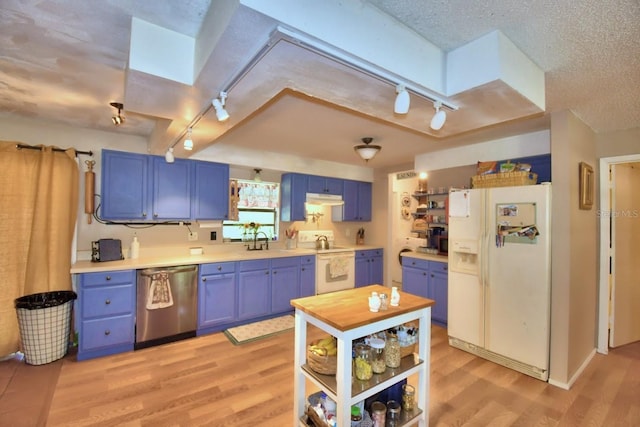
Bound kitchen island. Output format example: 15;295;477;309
291;284;434;426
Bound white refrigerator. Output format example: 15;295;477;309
447;184;551;381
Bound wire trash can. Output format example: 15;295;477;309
14;290;77;365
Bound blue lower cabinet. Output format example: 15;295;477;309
77;270;136;361
299;256;316;297
198;262;237;332
401;257;448;326
355;249;384;287
238;260;271;320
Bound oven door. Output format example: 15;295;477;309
316;251;356;294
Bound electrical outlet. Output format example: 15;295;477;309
188;231;198;241
210;231;217;240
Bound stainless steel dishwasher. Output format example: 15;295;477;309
135;265;198;349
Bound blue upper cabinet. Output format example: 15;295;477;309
151;156;191;220
192;160;230;220
308;175;343;195
333;180;372;222
101;150;149;220
101;149;229;222
281;173;309;222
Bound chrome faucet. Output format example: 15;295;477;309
247;231;270;251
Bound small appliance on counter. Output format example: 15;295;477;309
91;239;124;262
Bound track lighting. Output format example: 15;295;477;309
254;168;262;182
394;85;410;114
212;91;229;122
430;101;447;130
110;102;124;125
183;127;193;151
165;147;175;163
354;137;381;162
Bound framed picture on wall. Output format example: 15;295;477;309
579;162;594;210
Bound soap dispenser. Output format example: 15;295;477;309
130;234;140;259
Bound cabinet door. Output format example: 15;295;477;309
341;180;359;221
369;250;384;284
271;264;299;313
430;271;448;326
402;266;428;298
199;272;236;328
299;256;316;297
151;156;192;220
101;150;148;220
333;180;372;222
193;160;230;220
238;269;270;320
356;181;372;221
354;254;370;287
281;173;308;222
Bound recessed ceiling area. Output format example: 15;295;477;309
0;0;638;171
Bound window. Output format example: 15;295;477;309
222;180;280;241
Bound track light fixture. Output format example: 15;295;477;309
394;84;410;114
212;91;229;122
183;127;193;151
165;147;175;163
253;168;262;182
110;102;124;125
354;137;381;162
430;101;447;130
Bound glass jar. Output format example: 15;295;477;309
369;338;386;374
350;405;362;426
385;335;401;368
370;401;386;427
354;343;373;380
402;384;415;412
386;400;402;426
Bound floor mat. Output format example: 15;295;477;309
223;315;295;345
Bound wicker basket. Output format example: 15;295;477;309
307;340;337;375
471;171;538;188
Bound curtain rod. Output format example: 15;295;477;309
16;143;93;157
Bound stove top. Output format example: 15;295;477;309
296;230;354;253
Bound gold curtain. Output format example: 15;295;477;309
0;142;79;357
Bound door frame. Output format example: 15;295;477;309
597;154;640;354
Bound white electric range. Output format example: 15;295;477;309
297;230;355;294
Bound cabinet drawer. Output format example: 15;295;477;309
81;270;134;287
80;314;134;351
200;262;236;275
300;255;315;266
82;284;134;318
239;259;270;271
402;257;430;270
429;261;448;273
271;256;299;268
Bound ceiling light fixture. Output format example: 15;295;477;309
183;127;193;151
110;102;124;125
165;147;175;163
394;84;410;114
253;168;262;182
212;92;229;122
430;101;447;130
354;137;381;162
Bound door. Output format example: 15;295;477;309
610;163;640;347
447;189;484;346
152;156;191;219
485;185;551;369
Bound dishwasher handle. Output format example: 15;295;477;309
139;265;198;277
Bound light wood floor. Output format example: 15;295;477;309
1;325;639;426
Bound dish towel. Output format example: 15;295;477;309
329;256;349;279
146;272;174;310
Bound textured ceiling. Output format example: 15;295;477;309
0;0;638;172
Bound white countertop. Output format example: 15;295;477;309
401;251;448;263
71;244;384;274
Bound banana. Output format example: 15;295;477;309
317;336;334;347
326;346;337;356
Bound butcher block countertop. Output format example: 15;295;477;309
290;284;434;332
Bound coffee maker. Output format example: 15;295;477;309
429;226;446;248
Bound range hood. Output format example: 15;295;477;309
305;193;344;206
